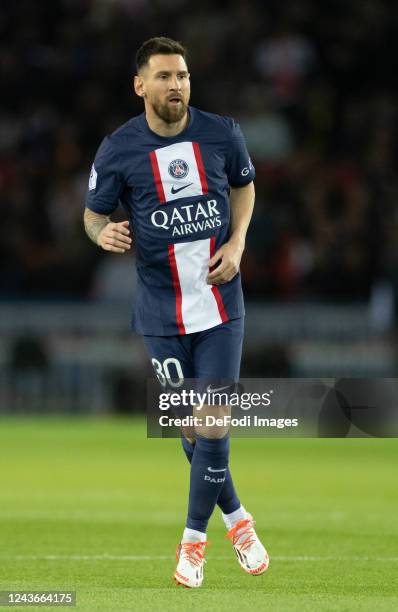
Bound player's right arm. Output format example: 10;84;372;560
84;209;131;253
84;135;131;253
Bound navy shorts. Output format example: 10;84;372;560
143;317;244;387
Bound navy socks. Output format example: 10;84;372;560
184;434;240;532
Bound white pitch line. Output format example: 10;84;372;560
2;554;398;562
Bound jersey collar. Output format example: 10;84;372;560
139;106;195;141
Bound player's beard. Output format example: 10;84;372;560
152;98;188;125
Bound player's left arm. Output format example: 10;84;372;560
207;181;255;285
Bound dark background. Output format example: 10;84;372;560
2;0;397;302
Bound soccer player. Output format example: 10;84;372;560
84;36;269;588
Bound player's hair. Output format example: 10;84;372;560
135;37;187;73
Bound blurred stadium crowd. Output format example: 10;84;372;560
1;0;397;304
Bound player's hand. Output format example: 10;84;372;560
206;239;244;285
98;220;132;253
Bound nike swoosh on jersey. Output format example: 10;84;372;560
206;384;231;393
170;183;193;194
207;467;228;473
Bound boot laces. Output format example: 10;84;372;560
176;541;208;566
226;518;256;552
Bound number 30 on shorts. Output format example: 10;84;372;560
151;357;184;387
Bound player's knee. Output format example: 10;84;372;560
194;404;231;439
180;425;196;442
195;424;230;439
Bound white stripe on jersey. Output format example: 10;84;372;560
154;142;205;203
174;238;224;334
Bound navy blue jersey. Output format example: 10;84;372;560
85;106;254;335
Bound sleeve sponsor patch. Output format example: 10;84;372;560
89;164;97;191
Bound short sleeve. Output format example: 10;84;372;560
226;120;255;187
85;136;124;215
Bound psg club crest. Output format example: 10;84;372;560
168;159;189;180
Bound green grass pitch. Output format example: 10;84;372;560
0;417;397;611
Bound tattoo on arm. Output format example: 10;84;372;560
84;209;110;245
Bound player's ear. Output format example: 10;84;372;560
134;75;145;98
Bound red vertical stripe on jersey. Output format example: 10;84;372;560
149;151;166;203
168;244;186;335
209;236;228;322
192;142;208;194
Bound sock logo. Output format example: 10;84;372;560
207;467;227;473
204;475;226;484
